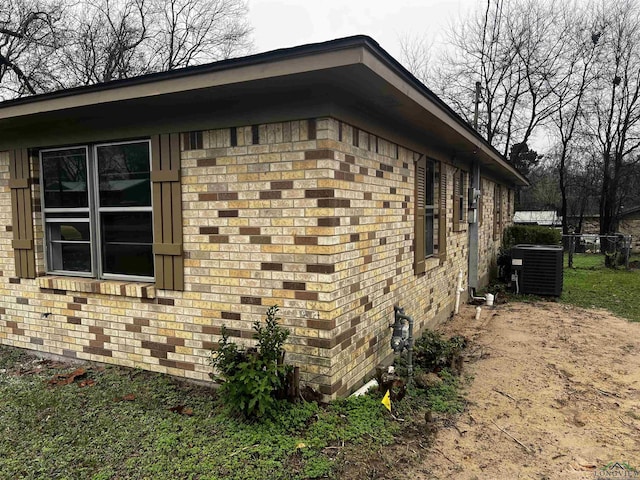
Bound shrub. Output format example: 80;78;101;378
412;330;466;373
502;224;562;251
210;305;292;419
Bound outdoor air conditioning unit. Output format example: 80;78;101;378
510;244;564;296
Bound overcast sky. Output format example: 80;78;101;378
247;0;554;150
247;0;478;61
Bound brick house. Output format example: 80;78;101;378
570;207;638;253
619;207;640;252
0;36;527;399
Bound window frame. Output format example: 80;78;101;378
39;139;154;282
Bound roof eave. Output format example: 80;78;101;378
0;35;528;186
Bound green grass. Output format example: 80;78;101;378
395;369;467;417
0;348;400;480
562;254;640;322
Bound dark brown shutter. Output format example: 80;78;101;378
151;134;184;290
415;157;426;274
438;167;447;259
478;188;483;226
493;185;501;241
453;169;460;232
9;149;36;278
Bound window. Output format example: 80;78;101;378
40;140;153;281
415;157;446;274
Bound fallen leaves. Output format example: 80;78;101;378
168;405;194;416
114;394;136;402
47;368;88;387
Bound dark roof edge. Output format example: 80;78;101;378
363;42;528;185
0;34;526;184
0;35;376;108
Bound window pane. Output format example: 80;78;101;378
50;243;91;272
426;160;435;206
47;222;91;273
97;142;151;207
426;210;434;256
101;212;153;277
41;149;88;208
101;212;152;243
48;222;91;241
103;244;153;277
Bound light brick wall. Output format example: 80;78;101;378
620;214;640;253
0;116;511;399
477;177;513;286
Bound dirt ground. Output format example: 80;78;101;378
407;301;640;480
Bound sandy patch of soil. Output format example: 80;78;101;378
406;301;640;480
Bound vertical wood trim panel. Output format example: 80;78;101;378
478;183;484;226
453;169;460;232
151;133;183;291
493;184;501;241
415;157;426;275
9;148;36;278
170;153;184;290
439;170;447;258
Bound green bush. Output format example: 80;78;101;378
412;330;466;373
211;305;291;419
502;224;561;251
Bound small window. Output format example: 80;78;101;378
40;140;153;281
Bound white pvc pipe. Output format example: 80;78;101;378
454;270;464;314
469;287;486;302
351;379;379;397
475;306;482;320
486;293;494;307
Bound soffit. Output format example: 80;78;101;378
0;37;527;186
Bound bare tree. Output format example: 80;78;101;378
399;33;433;85
150;0;252;71
585;0;640;236
436;0;520;150
407;2;572;160
1;0;252;97
548;1;600;234
407;0;572;158
58;0;151;86
0;0;63;98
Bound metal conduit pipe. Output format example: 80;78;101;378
391;306;414;380
454;270;465;315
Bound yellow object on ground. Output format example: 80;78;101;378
381;390;391;411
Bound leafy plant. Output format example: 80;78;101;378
0;345;404;480
254;305;289;364
425;369;465;413
210;305;292;419
412;330;466;373
502;224;562;251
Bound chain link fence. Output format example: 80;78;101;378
563;234;633;269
